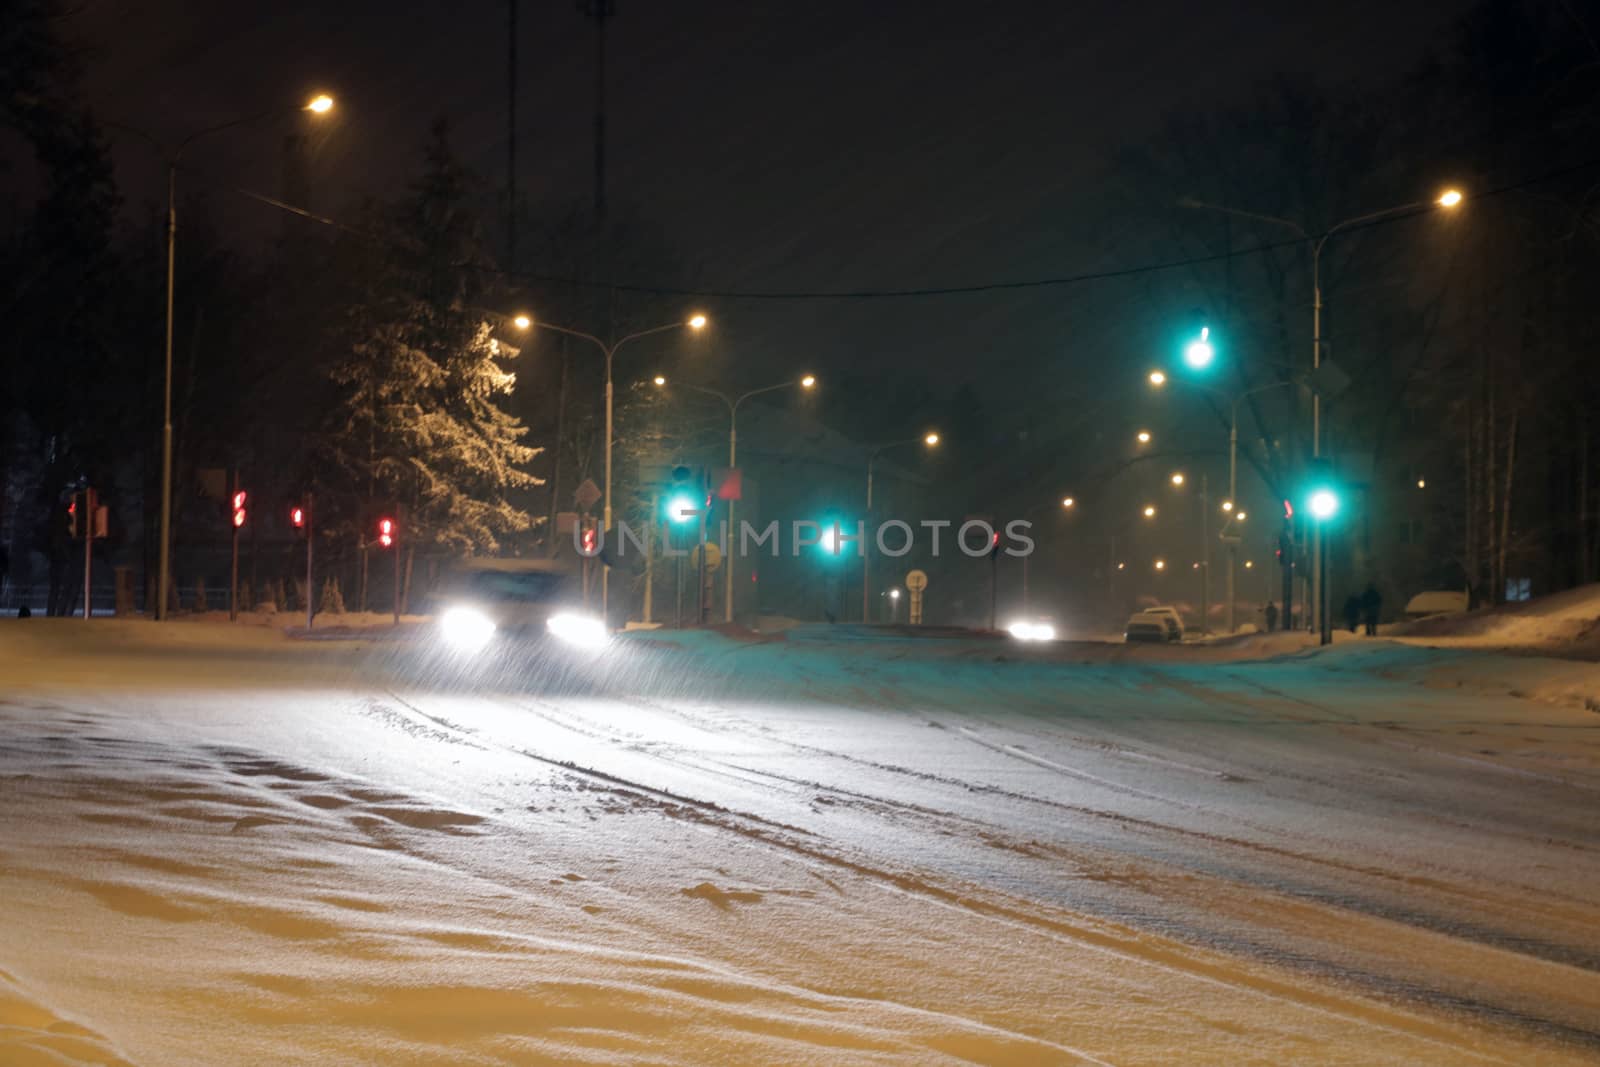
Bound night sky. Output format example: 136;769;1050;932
79;0;1472;399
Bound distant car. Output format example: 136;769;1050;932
429;559;604;654
1006;615;1059;642
1125;610;1181;643
1143;606;1186;640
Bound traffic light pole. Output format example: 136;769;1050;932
393;508;402;627
82;488;95;620
230;470;240;623
305;493;315;632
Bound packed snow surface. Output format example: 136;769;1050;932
2;619;1599;1065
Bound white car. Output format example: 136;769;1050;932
1124;608;1183;643
429;559;605;654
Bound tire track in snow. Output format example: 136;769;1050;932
378;688;1561;1063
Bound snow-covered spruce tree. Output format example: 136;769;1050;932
323;119;541;562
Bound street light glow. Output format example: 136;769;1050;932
801;374;817;388
1116;561;1126;570
305;94;334;113
653;375;666;386
1154;559;1166;570
512;313;532;330
1136;430;1151;444
1149;370;1166;386
1170;472;1185;487
1244;560;1254;569
1184;326;1214;370
1143;505;1156;518
889;588;901;600
1309;489;1339;520
924;432;940;447
1417;477;1426;489
1438;189;1463;208
687;314;708;330
1236;511;1246;521
1061;496;1075;509
1221;500;1234;512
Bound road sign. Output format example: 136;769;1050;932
905;569;928;591
574;478;602;511
713;467;742;501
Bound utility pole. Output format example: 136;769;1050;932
579;0;616;222
506;0;519;271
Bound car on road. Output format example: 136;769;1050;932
429;558;604;653
1124;608;1183;643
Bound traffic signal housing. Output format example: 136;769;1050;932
232;491;248;529
377;517;395;548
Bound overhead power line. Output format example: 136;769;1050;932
210;154;1600;303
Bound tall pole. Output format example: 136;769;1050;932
157;163;176;620
601;346;615;619
724;414;737;623
1227;416;1238;633
643;491;656;623
506;0;518;271
229;469;239;623
305;492;315;632
82;489;94;620
1200;472;1210;635
1311;243;1324;637
863;457;875;623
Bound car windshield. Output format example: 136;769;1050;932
462;570;569;602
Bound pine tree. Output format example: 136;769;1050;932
323;120;541;556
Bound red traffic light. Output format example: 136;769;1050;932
290;506;305;529
580;527;598;554
232;490;247;529
377;517;395;548
67;498;78;538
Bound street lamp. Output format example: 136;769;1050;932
661;373;816;622
1136;430;1152;445
516;312;708;619
112;94;336;620
864;432;939;621
1148;370;1166;386
1143;505;1156;519
1170;472;1185;487
1061;496;1075;509
1181;186;1462;641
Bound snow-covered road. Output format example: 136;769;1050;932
3;621;1599;1065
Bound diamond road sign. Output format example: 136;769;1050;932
574;478;602;511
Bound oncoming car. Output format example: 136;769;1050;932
430;559;606;654
1124;608;1183;643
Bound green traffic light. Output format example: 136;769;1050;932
666;493;699;524
1183;326;1215;370
1308;488;1339;520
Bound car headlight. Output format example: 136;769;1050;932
440;606;496;653
547;612;608;649
1006;621;1056;642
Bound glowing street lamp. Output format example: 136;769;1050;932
924;432;941;447
124;92;336;622
1154;559;1166;571
1148;370;1166;386
1143;505;1156;519
1221;500;1234;512
1437;188;1464;208
1136;430;1152;445
688;314;708;330
512;313;532;330
1170;472;1185;487
1184;326;1215;370
801;374;817;389
652;375;666;386
1061;496;1075;509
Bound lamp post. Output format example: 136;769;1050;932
864;433;939;622
1180;188;1463;637
512;313;706;621
654;374;816;622
1153;373;1302;632
112;94;335;620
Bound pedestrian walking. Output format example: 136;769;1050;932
1263;601;1279;632
1343;594;1362;634
1360;583;1382;636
